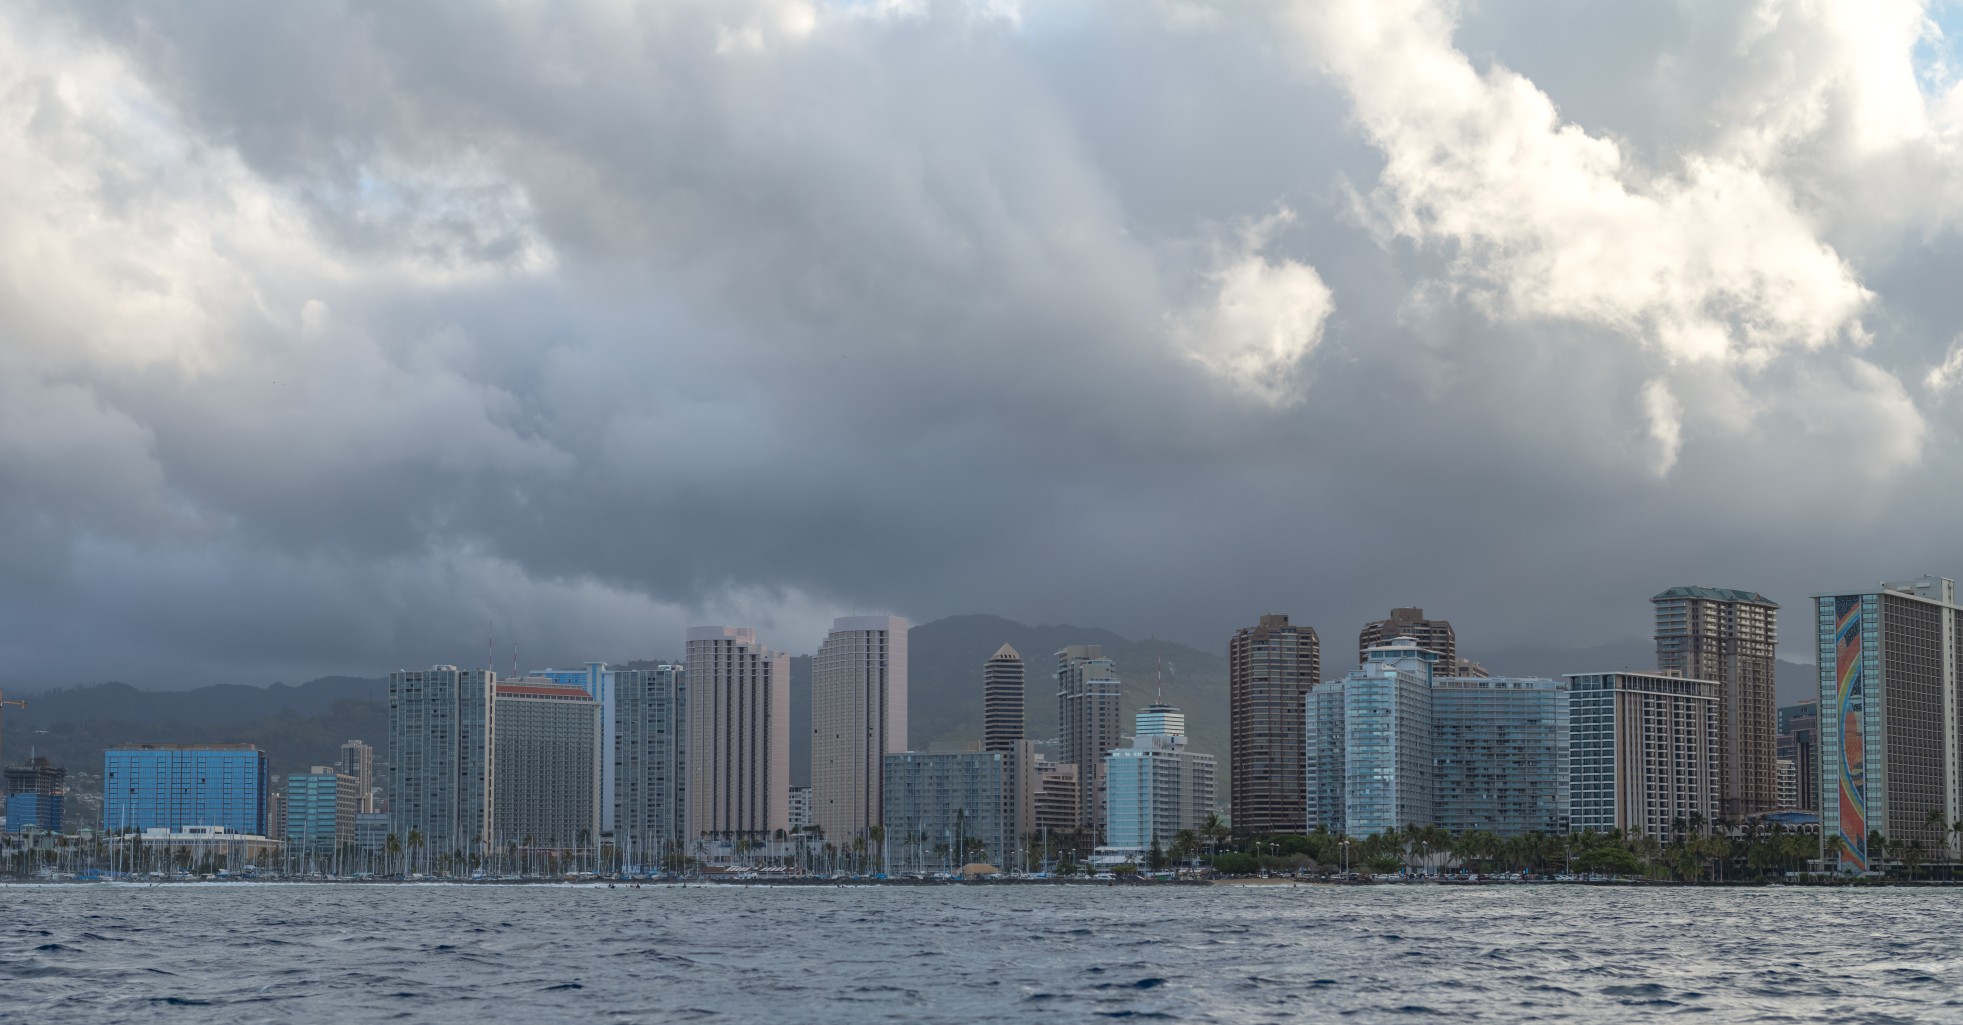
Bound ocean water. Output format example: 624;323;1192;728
3;882;1960;1023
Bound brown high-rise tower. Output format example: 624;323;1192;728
1357;608;1457;670
1652;586;1779;821
1228;614;1320;836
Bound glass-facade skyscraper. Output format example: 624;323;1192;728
1432;677;1569;835
103;744;268;835
1308;641;1568;838
1305;638;1437;837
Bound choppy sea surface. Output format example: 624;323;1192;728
3;882;1961;1023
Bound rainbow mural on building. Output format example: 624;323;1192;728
1834;596;1868;871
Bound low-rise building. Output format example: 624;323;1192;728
103;744;268;836
883;749;1021;872
5;756;65;834
286;766;360;858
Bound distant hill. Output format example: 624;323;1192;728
2;679;386;801
896;614;1229;783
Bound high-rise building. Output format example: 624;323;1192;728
533;662;620;833
1229;614;1320;836
983;644;1026;753
1104;704;1217;852
286;766;359;860
615;664;686;867
1568;671;1720;837
1357;608;1457;670
1777;759;1799;809
1056;645;1122;842
266;790;286;842
1307;660;1568;838
493;679;602;851
339;740;375;814
388;666;496;862
1815;577;1963;872
103;744;269;836
788;786;812;832
1653;586;1780;820
1304;684;1347;835
1431;677;1570;836
1304;639;1436;836
1776;700;1820;812
1031;758;1080;843
882;748;1022;871
685;627;791;844
812;616;908;842
5;756;65;834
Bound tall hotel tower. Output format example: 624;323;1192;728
1815;577;1963;872
1229;614;1320;835
983;644;1026;752
811;616;909;842
1653;586;1779;819
685;627;790;843
1057;645;1122;841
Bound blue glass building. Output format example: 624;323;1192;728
1431;677;1569;836
103;745;269;835
1308;640;1568;839
6;793;63;833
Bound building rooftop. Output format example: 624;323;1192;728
1652;585;1778;606
105;743;261;752
989;643;1021;661
494;681;596;700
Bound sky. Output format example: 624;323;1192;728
6;0;1963;689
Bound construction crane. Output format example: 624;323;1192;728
0;690;24;772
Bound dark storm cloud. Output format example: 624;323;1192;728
2;0;1960;690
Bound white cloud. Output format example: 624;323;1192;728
1641;378;1683;476
1927;334;1963;395
1171;208;1335;406
1283;0;1871;367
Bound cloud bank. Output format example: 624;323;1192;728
3;0;1963;688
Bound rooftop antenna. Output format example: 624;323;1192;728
487;623;493;675
512;642;518;680
1155;656;1164;705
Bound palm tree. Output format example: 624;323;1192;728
385;833;402;877
1200;812;1230;860
406;829;425;876
868;825;885;875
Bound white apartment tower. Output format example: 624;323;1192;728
684;627;791;843
812;615;909;841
